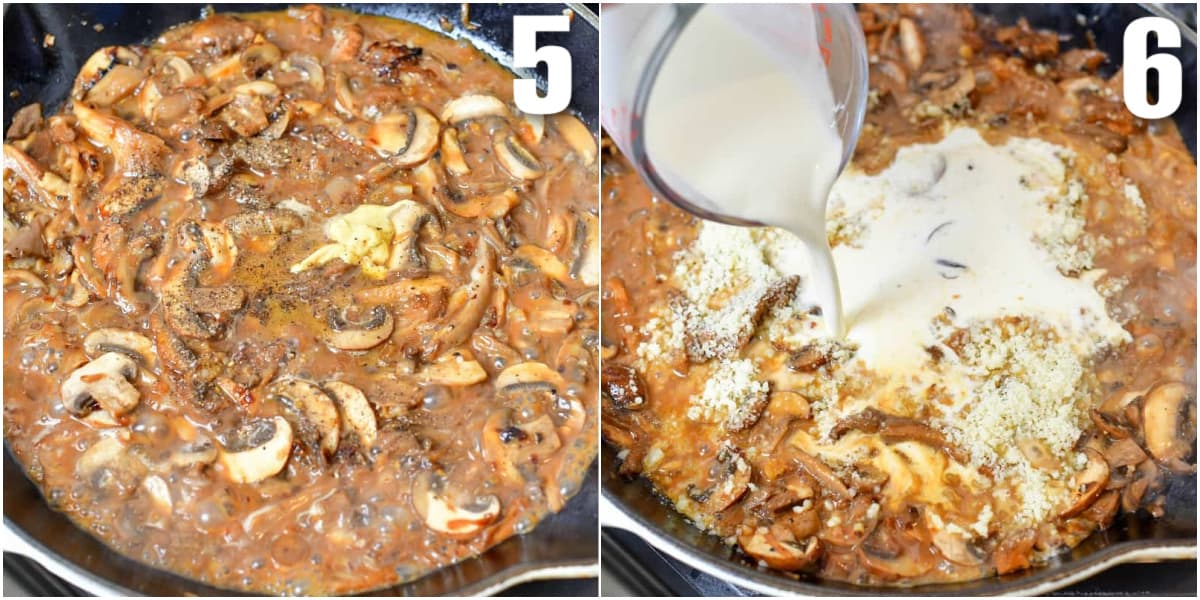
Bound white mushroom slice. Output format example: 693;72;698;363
323;381;378;449
440;128;470;176
85;64;145;107
72;46;139;100
439;94;510;124
429;243;493;355
388;200;440;272
231;80;280;97
333;72;359;118
142;475;173;514
77;435;130;478
931;527;985;566
1060;448;1110;518
240;41;282;77
61;352;140;417
83;328;157;368
412;473;501;537
482;411;562;483
418;352;488;386
218;416;294;484
521;111;545;144
389;107;440;167
1141;381;1195;473
138;79;163;120
268;380;340;457
549;114;596;166
496;361;567;393
163;56;198;86
325;305;395;351
204;53;242;80
512;245;570;282
493;133;544;180
570;212;600;286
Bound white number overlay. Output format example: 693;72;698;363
513;15;573;115
1123;17;1183;119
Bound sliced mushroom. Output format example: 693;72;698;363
493;133;544;180
931;527;985;566
83;328;157;369
72;46;140;100
1140;381;1196;473
281;53;325;93
267;379;340;457
858;520;936;580
440;128;470;176
390;107;440;167
4;143;70;208
325;305;394;351
520;111;545;145
512;244;570;282
418;351;488;386
482;410;562;483
412;471;501;537
794;449;850;498
602;364;646;410
428;242;493;356
898;18;925;71
61;352;140;417
224;208;304;237
444;189;520;220
141;474;173;514
700;445;752;513
387;200;441;273
739;527;821;571
76;434;143;496
218;416;294;484
164;439;219;470
1060;448;1110;518
440;94;510;124
496;361;567;392
323;381;378;449
86;64;146;107
550;114;596;166
570;211;600;286
241;40;282;77
993;528;1037;575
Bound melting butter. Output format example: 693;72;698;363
291;202;403;278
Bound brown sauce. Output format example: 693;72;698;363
4;6;598;594
601;4;1195;586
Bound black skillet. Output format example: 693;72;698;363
2;3;598;596
600;2;1197;596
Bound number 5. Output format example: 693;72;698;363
513;15;572;115
1123;17;1182;119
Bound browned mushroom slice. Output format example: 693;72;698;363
993;528;1037;575
72;104;167;218
325;305;394;351
857;519;936;580
4;143;70;208
411;470;500;538
267;379;340;457
602;364;647;410
493;133;544;180
1140;381;1196;473
418;351;489;386
444;189;520;220
1103;437;1147;468
681;275;800;362
1089;407;1134;440
738;526;821;571
61;352;140;417
72;46;141;100
698;445;752;513
1060;448;1109;518
280;53;325;93
793;449;850;498
240;40;282;78
390;107;440;167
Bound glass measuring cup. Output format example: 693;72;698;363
601;3;869;227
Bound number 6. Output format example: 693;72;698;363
1123;17;1183;120
513;15;572;115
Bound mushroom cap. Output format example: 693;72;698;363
1141;381;1196;473
323;380;378;449
493;133;544;181
83;328;157;368
325;305;395;351
738;527;821;571
439;94;510;124
268;379;341;457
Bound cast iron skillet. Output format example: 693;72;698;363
601;3;1197;596
2;3;598;596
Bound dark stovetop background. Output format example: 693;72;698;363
600;529;1196;597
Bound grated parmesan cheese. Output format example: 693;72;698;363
686;359;769;426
